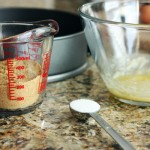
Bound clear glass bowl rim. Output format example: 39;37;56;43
79;0;150;28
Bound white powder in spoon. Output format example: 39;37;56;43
70;99;100;113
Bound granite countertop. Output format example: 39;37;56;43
0;57;149;150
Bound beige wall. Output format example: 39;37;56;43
0;0;55;9
0;0;85;13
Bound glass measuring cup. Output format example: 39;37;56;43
0;20;59;116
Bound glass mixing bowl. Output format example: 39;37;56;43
79;0;150;106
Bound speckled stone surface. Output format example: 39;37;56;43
0;57;149;150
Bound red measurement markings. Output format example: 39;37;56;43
7;59;16;100
16;66;25;70
29;42;42;53
17;75;25;79
4;51;12;57
17;50;29;55
39;52;50;93
16;85;24;89
17;97;24;101
7;59;25;101
16;56;30;61
29;54;40;60
31;42;42;47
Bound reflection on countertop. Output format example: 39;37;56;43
0;57;149;150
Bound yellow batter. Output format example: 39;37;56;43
107;75;150;102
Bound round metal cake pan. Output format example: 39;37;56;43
0;8;88;82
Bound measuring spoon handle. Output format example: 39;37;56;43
90;113;135;150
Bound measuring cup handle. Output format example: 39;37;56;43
30;19;59;35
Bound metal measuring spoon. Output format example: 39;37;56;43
69;99;135;150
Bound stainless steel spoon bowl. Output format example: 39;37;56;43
69;99;135;150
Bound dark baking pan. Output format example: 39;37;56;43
0;8;87;82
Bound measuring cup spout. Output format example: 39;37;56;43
0;19;59;42
22;19;59;42
30;19;59;36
